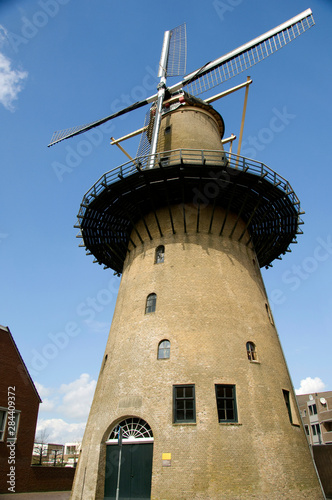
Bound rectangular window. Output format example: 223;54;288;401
215;384;238;423
308;404;317;416
0;409;7;441
173;385;195;423
283;390;292;423
305;425;310;436
311;423;321;436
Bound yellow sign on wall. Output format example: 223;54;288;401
162;453;171;460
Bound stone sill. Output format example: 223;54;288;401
218;422;242;426
172;422;197;426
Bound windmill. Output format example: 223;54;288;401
63;10;325;500
49;8;314;159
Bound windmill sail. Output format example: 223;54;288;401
171;8;314;95
166;23;187;77
48;98;152;147
48;9;314;147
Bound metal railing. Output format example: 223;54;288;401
81;149;301;212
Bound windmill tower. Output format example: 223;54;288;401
50;10;324;500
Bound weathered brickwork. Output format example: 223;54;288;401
71;206;323;499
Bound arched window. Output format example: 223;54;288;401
155;245;165;264
158;340;170;359
246;341;257;361
145;293;157;314
108;417;153;442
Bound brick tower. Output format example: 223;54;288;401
70;95;324;499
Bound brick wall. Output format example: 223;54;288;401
28;466;75;492
313;445;332;498
0;326;40;493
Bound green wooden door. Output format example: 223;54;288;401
104;443;153;499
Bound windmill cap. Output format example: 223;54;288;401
163;91;225;139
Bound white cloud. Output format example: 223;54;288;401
0;50;28;111
58;373;97;420
35;373;96;420
295;377;326;395
39;398;57;412
35;381;52;398
36;418;86;444
34;373;97;443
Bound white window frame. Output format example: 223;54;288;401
0;407;20;442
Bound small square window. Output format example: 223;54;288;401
215;384;238;423
173;385;196;423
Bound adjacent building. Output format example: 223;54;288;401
297;391;332;497
0;324;41;493
297;391;332;445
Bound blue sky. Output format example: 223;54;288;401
1;0;331;444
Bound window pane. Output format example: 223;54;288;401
215;384;237;423
186;410;194;420
225;387;233;398
185;387;193;398
218;408;226;420
0;410;6;430
0;410;6;441
186;401;194;410
216;386;224;398
177;410;184;420
174;385;195;423
177;400;184;410
176;387;184;398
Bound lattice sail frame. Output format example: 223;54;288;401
136;107;156;159
167;23;187;77
183;11;315;95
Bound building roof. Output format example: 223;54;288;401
0;324;42;403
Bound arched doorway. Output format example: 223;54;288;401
104;417;154;500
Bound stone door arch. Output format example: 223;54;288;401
104;417;154;499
